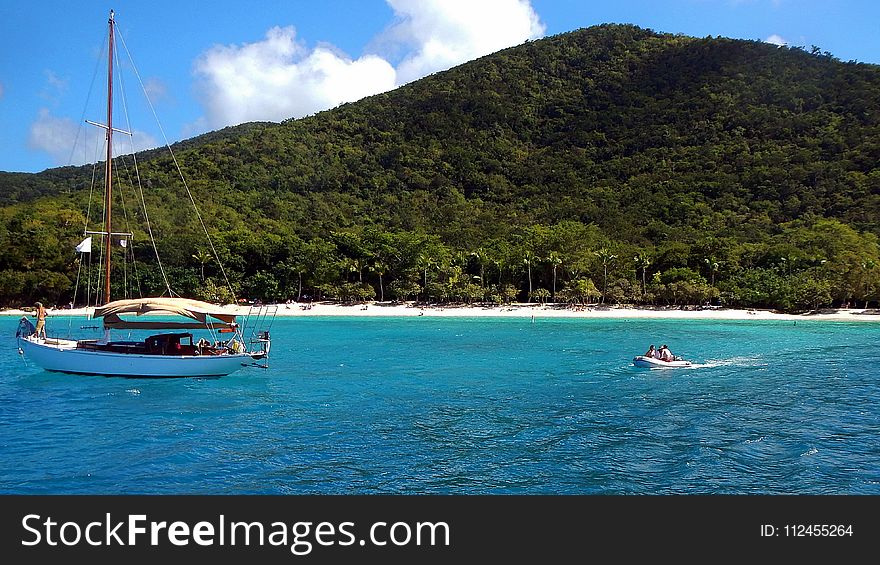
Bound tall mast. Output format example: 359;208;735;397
103;10;114;304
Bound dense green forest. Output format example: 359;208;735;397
1;24;879;311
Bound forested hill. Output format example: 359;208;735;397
2;24;880;310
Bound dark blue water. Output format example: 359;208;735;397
2;316;878;494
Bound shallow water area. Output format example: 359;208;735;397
2;316;878;494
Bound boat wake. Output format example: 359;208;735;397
697;356;768;369
632;355;767;370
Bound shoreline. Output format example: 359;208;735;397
4;302;880;322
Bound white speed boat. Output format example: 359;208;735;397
632;355;693;368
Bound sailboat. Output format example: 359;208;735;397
17;11;273;377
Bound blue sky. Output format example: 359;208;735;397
1;0;877;173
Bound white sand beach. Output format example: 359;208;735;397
4;302;880;322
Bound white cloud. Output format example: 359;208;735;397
192;0;545;130
181;116;209;140
29;108;158;167
28;109;80;165
143;77;169;106
194;26;396;129
114;128;160;159
765;34;788;46
385;0;545;85
39;70;68;104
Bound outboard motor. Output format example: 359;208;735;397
257;330;271;356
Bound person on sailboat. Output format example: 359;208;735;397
33;302;47;339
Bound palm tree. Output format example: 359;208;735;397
287;256;307;301
346;257;366;282
369;260;389;302
704;257;719;287
594;248;616;304
192;249;213;282
470;248;487;288
634;254;651;297
492;256;505;286
523;250;536;302
547;251;562;300
417;253;437;295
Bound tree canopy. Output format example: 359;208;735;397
1;24;879;311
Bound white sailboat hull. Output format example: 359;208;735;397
14;13;275;380
20;336;257;378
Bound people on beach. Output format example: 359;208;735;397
33;302;47;339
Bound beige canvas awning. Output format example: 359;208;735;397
93;297;238;329
101;314;236;331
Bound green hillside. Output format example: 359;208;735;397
2;24;879;310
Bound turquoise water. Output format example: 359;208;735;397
1;315;878;494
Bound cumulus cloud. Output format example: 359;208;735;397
29;108;158;167
192;0;544;130
194;26;396;129
143;77;169;105
28;109;81;165
765;34;788;46
386;0;545;85
113;128;160;159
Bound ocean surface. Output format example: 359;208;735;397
1;315;878;494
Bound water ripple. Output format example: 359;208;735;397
2;317;879;494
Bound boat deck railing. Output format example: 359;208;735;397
240;304;277;357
